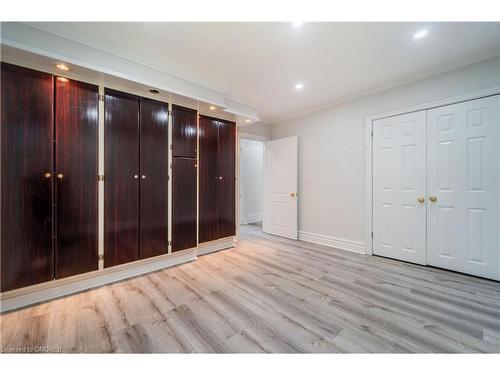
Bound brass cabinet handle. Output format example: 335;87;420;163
429;196;437;203
141;175;146;179
57;173;64;179
133;174;139;179
44;172;52;179
417;196;425;203
290;192;297;197
219;176;223;180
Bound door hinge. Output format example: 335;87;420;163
98;254;104;261
371;231;373;238
98;94;105;102
371;130;373;137
170;144;172;150
98;174;105;181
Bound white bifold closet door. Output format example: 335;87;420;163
373;110;427;265
426;95;499;280
373;95;499;280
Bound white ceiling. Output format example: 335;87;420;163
24;22;500;123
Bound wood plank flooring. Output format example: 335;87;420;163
1;225;499;353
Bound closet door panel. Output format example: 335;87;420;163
199;117;219;243
1;63;54;292
139;98;169;259
104;89;140;267
172;157;197;252
55;78;99;278
172;105;197;158
217;121;236;238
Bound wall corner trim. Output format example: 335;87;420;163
298;231;366;255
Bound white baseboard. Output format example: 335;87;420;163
245;212;263;224
197;236;235;256
0;249;197;313
298;230;366;254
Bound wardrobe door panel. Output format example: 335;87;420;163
1;63;54;292
217;120;236;238
104;89;140;267
55;78;99;278
172;105;197;158
172;157;197;252
199;116;219;243
139;98;169;259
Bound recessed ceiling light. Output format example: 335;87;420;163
294;83;304;91
56;63;69;71
149;89;160;94
291;21;303;28
245;119;251;123
413;29;428;40
209;105;216;111
57;77;69;83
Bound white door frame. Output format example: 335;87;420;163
365;86;500;255
237;131;271;240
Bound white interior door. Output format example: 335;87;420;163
264;136;298;239
372;111;427;264
427;95;500;280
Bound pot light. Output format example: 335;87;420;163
294;83;304;91
245;119;251;123
149;89;160;94
292;21;303;28
57;77;69;83
56;63;69;71
413;29;428;40
209;105;216;111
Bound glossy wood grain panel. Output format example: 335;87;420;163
139;98;169;259
172;157;197;252
104;89;140;267
217;120;236;238
199;116;219;243
55;78;99;278
1;63;54;291
171;105;197;158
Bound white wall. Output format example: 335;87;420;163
238;122;272;139
240;138;265;224
271;56;500;250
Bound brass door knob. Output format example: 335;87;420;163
417;196;425;203
44;172;52;179
141;175;146;179
429;196;437;203
134;174;139;179
57;173;64;179
290;192;297;197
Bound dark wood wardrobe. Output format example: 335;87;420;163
171;105;198;252
104;89;168;267
199;115;236;243
1;63;98;292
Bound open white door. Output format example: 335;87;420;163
264;136;298;239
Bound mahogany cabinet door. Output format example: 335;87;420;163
198;116;219;243
172;157;197;252
217;120;236;238
139;98;169;259
172;105;197;158
1;63;54;292
104;88;140;267
55;78;99;279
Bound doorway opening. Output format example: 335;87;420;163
239;137;265;233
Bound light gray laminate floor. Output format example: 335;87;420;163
1;225;499;353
